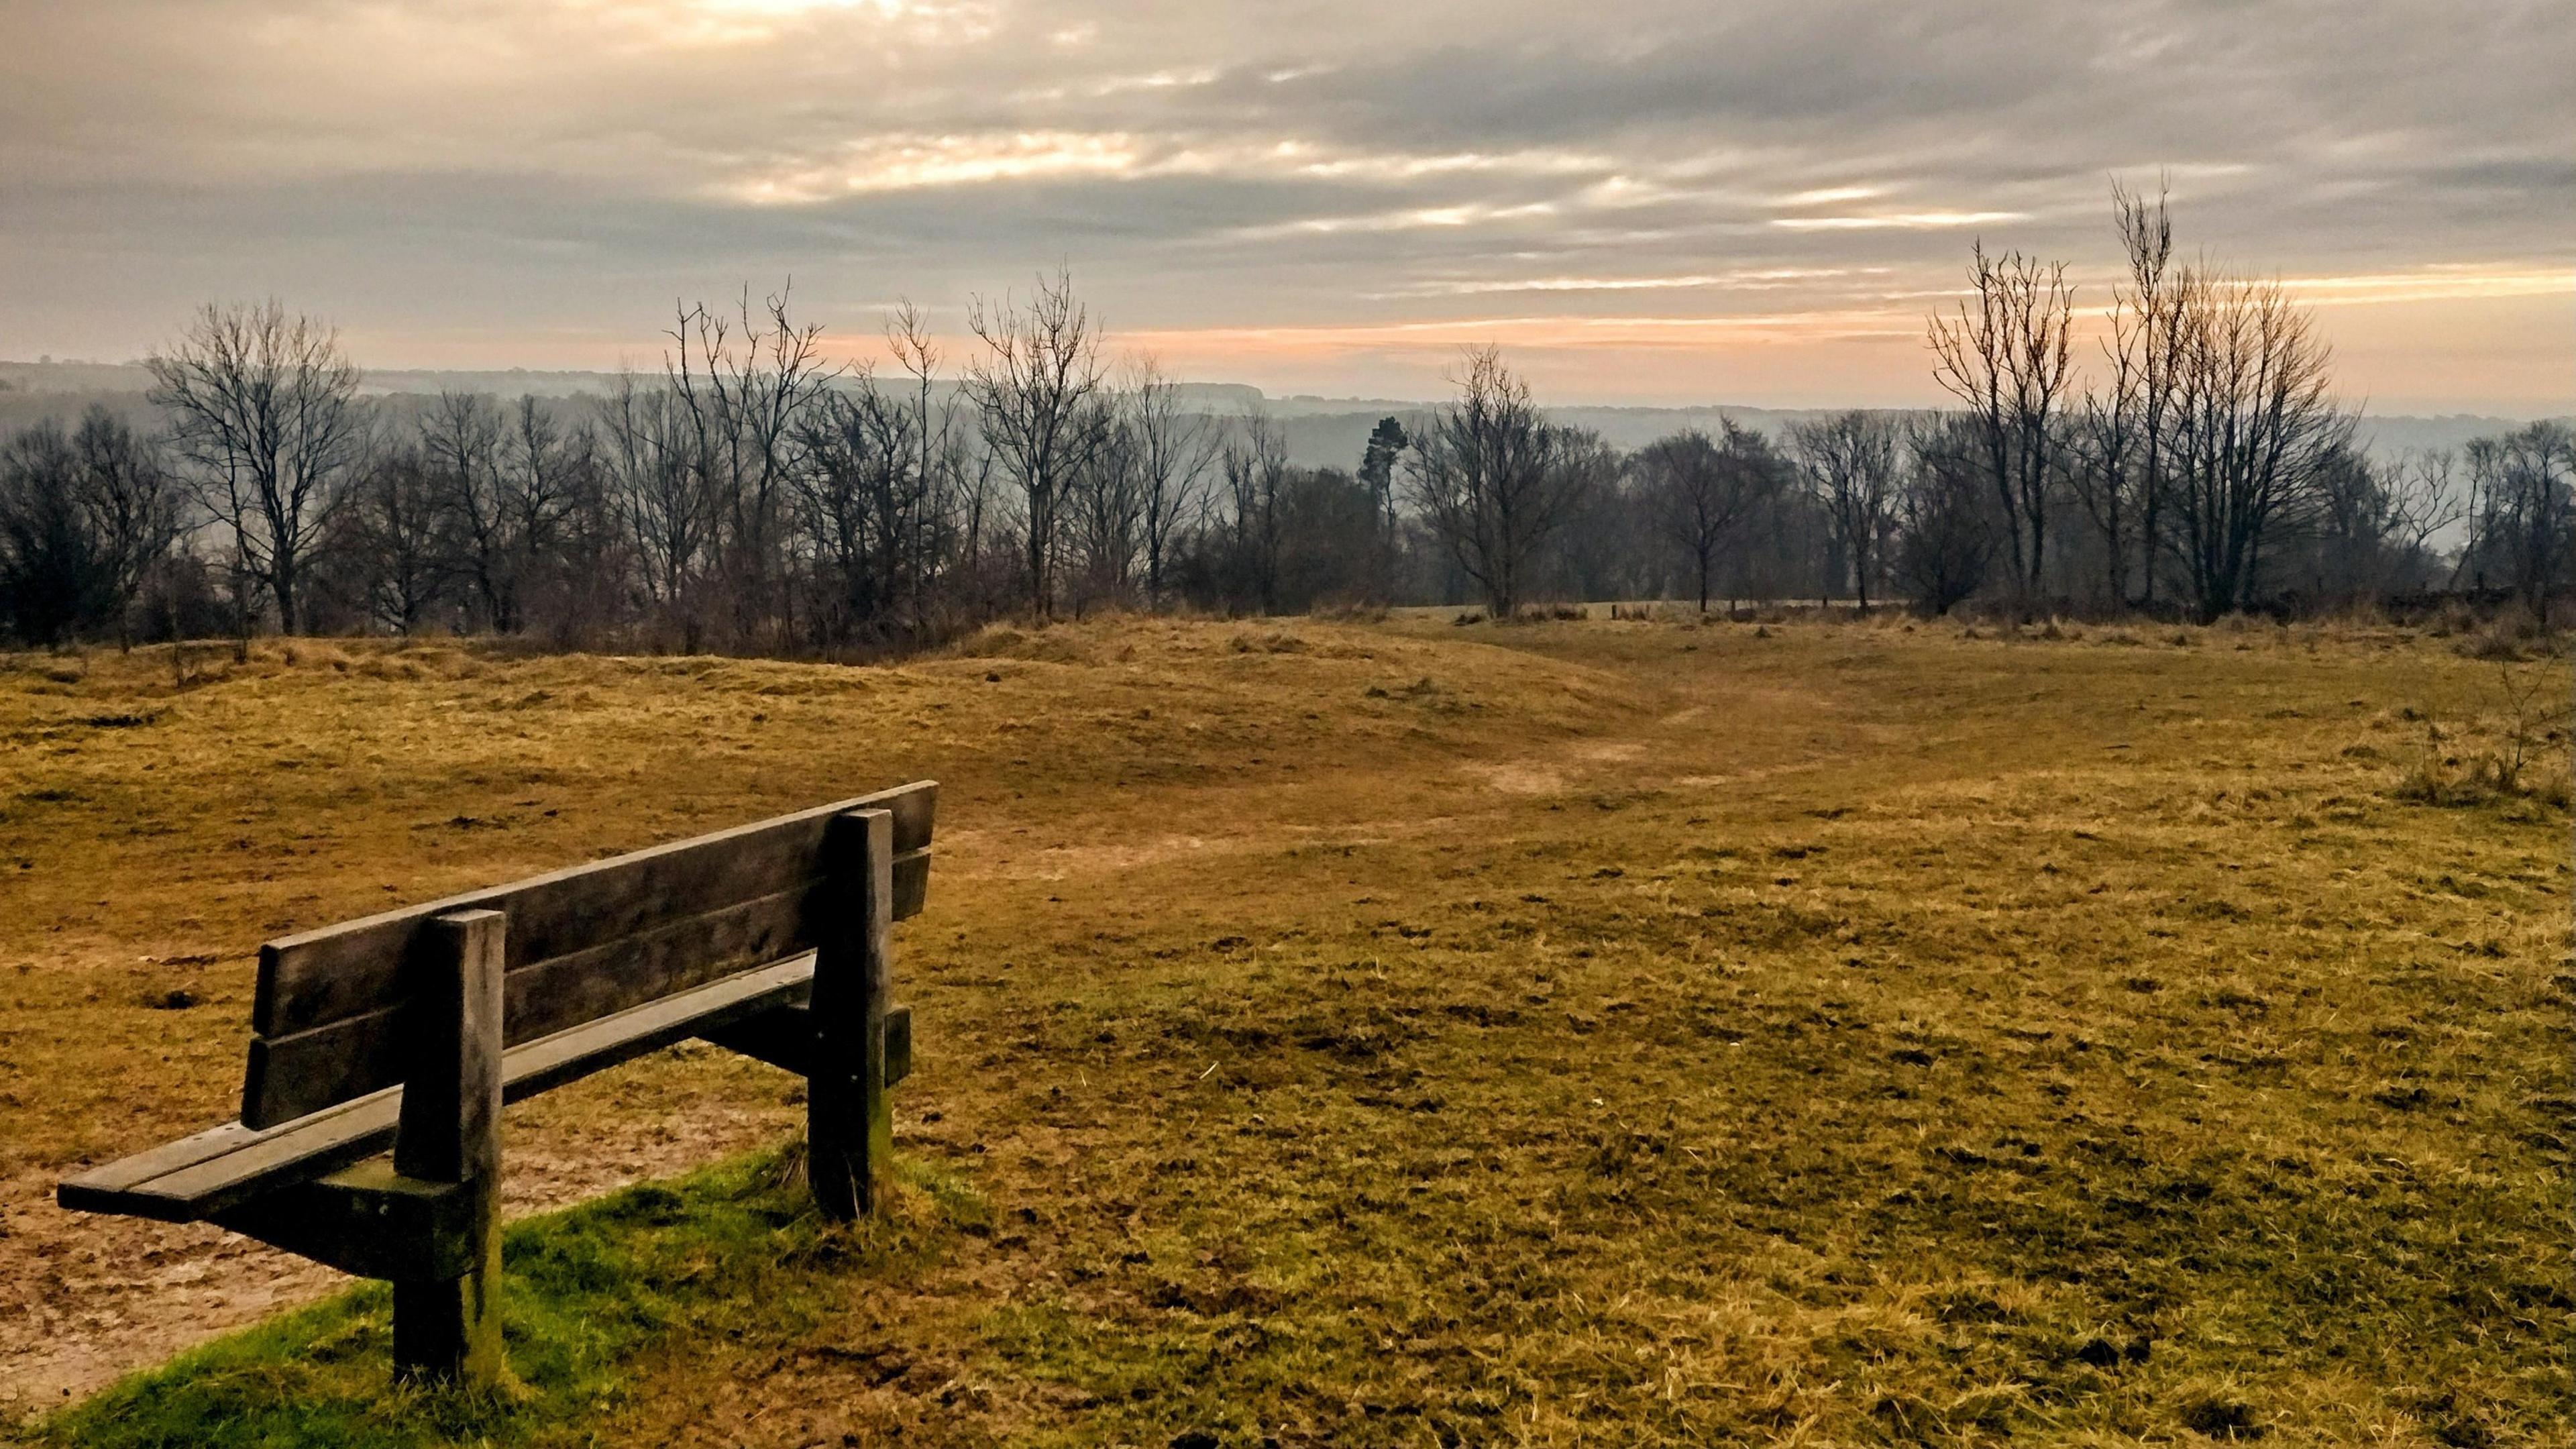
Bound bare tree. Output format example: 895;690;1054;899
2459;421;2576;613
148;301;368;632
1122;354;1216;609
2381;451;2466;593
537;419;626;649
966;270;1106;621
341;441;452;635
1403;347;1595;616
1220;405;1291;614
2067;389;2140;611
419;390;513;628
1067;405;1143;612
599;370;712;648
793;369;936;644
2112;180;2181;610
1896;415;2000;615
1635;421;1785;612
665;285;837;647
2072;190;2167;613
884;299;950;617
2302;444;2459;604
69;407;182;646
2306;446;2394;604
1929;245;2077;609
0;421;109;645
955;441;1002;617
2159;270;2352;621
1791;411;1903;612
500;395;582;623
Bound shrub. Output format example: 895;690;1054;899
2457;609;2542;661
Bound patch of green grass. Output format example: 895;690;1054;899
19;1151;976;1449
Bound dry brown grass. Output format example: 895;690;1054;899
1;617;2569;1444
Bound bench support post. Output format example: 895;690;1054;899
390;908;507;1387
810;808;895;1220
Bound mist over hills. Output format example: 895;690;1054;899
0;359;2550;473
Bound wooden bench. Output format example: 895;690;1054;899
58;782;937;1387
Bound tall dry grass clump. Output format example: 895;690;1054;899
2390;659;2571;810
2456;606;2551;661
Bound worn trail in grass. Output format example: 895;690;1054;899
1;617;2568;1445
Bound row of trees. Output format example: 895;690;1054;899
0;280;1419;650
3;230;2569;650
1916;184;2573;622
0;407;184;646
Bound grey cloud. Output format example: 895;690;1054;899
0;0;2564;408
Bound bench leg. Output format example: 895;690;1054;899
391;908;508;1387
811;807;896;1220
392;1196;500;1386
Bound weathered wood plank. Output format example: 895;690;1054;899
892;843;930;920
89;1089;409;1222
856;826;897;1216
496;955;811;1102
249;879;818;1125
504;879;826;1043
241;845;929;1127
691;1000;909;1085
59;1120;266;1199
808;809;895;1220
212;1161;481;1281
885;1002;912;1087
390;908;505;1385
69;957;816;1220
59;1096;400;1221
238;1033;404;1137
697;1002;813;1075
394;910;502;1185
252;782;934;1038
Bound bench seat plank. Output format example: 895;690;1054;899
61;955;821;1223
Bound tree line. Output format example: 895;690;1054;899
2;203;2569;652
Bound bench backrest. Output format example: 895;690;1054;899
239;782;936;1128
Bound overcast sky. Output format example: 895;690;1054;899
1;0;2567;412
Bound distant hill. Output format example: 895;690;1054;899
1263;405;2570;472
0;360;154;394
0;360;2556;470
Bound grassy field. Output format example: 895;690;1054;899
0;614;2568;1446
